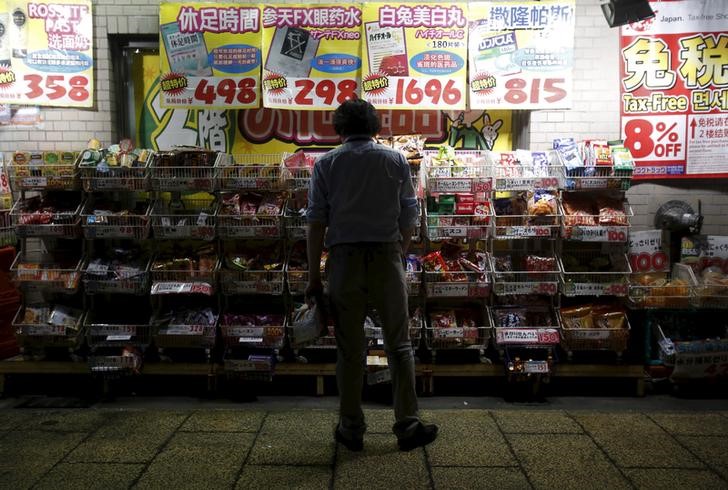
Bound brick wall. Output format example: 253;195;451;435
1;0;727;233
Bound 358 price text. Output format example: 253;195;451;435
24;74;90;102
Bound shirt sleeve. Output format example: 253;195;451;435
398;157;418;230
306;160;329;225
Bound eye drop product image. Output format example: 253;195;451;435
161;21;213;76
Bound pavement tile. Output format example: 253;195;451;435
677;436;728;481
135;432;254;489
431;467;530;490
422;409;516;467
334;434;430;489
0;409;31;430
66;411;187;463
0;430;86;489
571;412;703;468
624;468;726;490
179;410;265;433
34;463;145;490
16;409;107;432
493;410;583;434
364;408;395;434
649;413;728;436
508;434;631;490
236;465;331;489
248;410;336;465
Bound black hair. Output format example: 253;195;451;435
332;99;381;137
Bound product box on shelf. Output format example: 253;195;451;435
489;150;563;191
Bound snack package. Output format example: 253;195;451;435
561;305;594;329
527;190;557;216
592;309;626;329
21;306;50;324
553;137;583;176
562;193;597;226
495;307;527;328
525;255;556;272
430;310;458;329
608;141;635;171
48;305;83;329
596;196;628;226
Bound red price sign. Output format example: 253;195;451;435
24;74;91;104
162;76;259;109
536;329;559;344
629;251;669;273
537;282;558;295
394;78;463;108
293;79;358;107
502;78;567;106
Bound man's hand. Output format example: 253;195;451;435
305;276;323;307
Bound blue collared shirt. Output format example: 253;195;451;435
306;135;418;248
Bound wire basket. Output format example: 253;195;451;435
83;256;151;295
12;305;85;352
153;313;217;349
425;210;490;240
150;151;217;192
151;198;217;241
693;282;728;309
81;201;151;240
284;206;307;241
86;320;151;349
150;256;220;296
217;212;282;239
493;201;560;240
282;165;312;191
10;251;84;293
490;151;563;190
220;267;285;295
7;161;78;191
557;152;633;191
216;153;286;191
80;164;150;192
490;253;560;296
628;263;696;309
88;354;141;374
560;200;632;242
365;313;423;350
0;211;15;247
560;312;631;356
11;197;82;239
424;260;490;298
424;149;492;193
490;307;561;348
223;352;276;380
425;311;491;351
559;251;631;297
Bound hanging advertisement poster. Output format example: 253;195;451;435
468;1;574;110
0;0;93;107
620;0;728;179
261;4;361;110
159;2;261;109
360;3;468;110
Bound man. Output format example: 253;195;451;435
306;99;438;452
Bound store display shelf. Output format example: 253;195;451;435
82;201;152;240
424;149;492;194
86;321;151;349
216;153;287;191
425;210;490;240
424;270;490;298
561;165;633;191
284;206;307;240
490;253;560;296
490;150;562;191
282;165;313;191
629;263;696;309
11;198;82;239
559;252;631;297
219;268;285;295
150;165;217;193
7;162;79;191
490;306;561;350
217;213;281;239
83;258;151;295
151;198;217;241
80;164;149;192
560;201;632;242
153;322;217;350
425;307;491;351
221;323;285;349
10;251;84;293
561;319;631;359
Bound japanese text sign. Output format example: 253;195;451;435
629;229;669;273
361;2;468;110
468;1;574;109
0;0;93;107
261;4;361;110
620;0;728;179
159;2;261;109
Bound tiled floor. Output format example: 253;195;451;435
0;403;727;489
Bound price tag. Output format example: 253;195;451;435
86;261;110;276
571;330;611;340
471;76;569;109
495;282;538;295
26;325;66;336
503;226;552;238
499;177;533;189
576;178;609;189
21;225;65;237
92;226;135;239
221;226;255;238
434;327;465;338
568;226;628;242
523;360;550;374
161;75;259;109
439;227;467;237
228;327;264;337
22;177;48;187
536;177;560;189
239;337;263;343
151;281;214;296
567;283;609;296
162;325;205;335
430;283;469;297
392;77;463;108
431;179;472;193
496;328;559;345
106;335;132;341
472;180;493;193
629;230;669;273
21;74;92;106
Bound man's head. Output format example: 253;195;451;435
333;99;381;138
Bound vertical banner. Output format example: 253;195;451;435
261;4;362;110
159;2;261;109
620;0;728;179
467;1;574;110
0;0;93;107
360;3;468;110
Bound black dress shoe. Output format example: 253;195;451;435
335;428;363;452
397;424;439;451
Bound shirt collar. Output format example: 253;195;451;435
343;135;373;143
